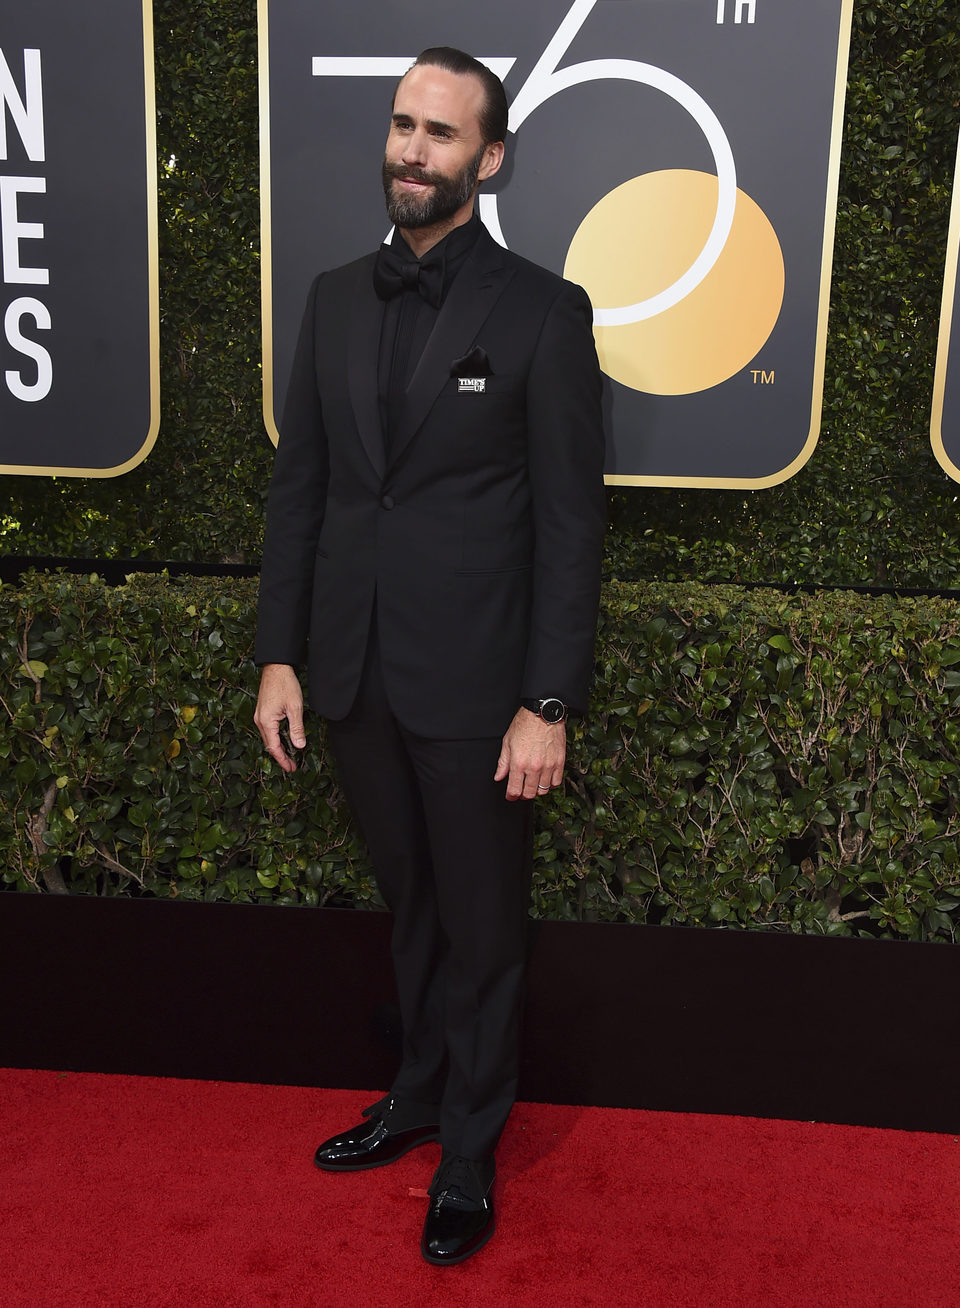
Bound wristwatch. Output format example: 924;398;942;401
520;697;568;724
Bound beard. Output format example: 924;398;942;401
382;144;486;229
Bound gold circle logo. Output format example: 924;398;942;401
564;169;785;395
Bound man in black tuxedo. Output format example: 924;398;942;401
254;46;605;1265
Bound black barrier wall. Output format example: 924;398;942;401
3;896;958;1132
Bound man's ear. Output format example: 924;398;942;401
478;140;505;183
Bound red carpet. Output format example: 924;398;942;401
1;1069;957;1306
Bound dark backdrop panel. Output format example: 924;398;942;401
262;0;851;486
0;2;157;475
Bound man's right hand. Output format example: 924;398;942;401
254;663;306;773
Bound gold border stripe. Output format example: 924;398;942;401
258;0;280;446
930;128;960;482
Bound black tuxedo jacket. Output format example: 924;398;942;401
255;224;606;739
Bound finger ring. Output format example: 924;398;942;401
537;784;550;792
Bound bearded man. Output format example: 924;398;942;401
254;45;606;1265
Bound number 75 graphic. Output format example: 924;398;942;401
313;0;739;332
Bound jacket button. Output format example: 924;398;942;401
380;494;395;510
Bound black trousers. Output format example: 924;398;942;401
326;627;532;1162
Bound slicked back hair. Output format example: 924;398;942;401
398;46;509;147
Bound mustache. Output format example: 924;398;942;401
383;160;441;187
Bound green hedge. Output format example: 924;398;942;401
1;1;960;591
4;573;959;943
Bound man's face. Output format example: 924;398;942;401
382;64;503;232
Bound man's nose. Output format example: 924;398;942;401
402;127;429;165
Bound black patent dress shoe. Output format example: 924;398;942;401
421;1154;496;1265
314;1095;440;1171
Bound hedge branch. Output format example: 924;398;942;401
26;781;68;895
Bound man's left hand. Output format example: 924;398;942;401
494;707;566;801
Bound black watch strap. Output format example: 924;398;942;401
520;697;568;724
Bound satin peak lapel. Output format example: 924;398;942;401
347;256;386;480
389;238;515;468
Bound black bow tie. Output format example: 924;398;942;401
373;243;445;309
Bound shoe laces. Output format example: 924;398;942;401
428;1155;488;1207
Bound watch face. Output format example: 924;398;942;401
540;698;566;724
